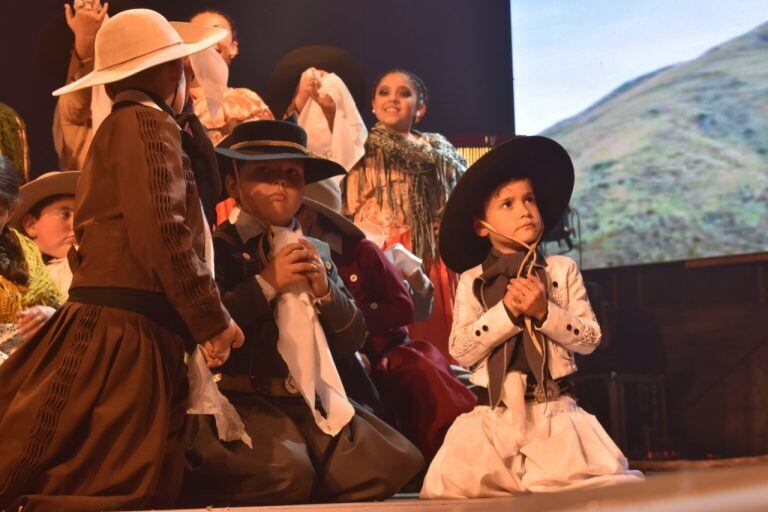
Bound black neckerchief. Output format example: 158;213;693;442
475;248;549;408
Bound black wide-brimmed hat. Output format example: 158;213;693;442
439;136;575;274
215;119;346;199
266;45;365;119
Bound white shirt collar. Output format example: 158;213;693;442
229;205;298;244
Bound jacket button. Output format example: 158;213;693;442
482;325;489;332
350;274;358;283
370;302;379;310
325;261;333;270
566;324;572;331
552;281;558;288
475;330;481;336
242;252;252;260
574;328;580;335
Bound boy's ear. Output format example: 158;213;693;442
473;217;489;238
225;175;239;203
22;214;38;239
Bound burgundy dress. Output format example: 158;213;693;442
334;237;476;460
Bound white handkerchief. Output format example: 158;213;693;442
187;346;253;448
297;70;367;173
271;225;354;436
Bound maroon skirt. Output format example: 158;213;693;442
371;339;477;461
0;302;189;512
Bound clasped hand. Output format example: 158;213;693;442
502;273;548;321
261;239;330;298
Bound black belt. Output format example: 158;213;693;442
68;287;195;353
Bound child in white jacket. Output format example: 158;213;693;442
421;136;643;499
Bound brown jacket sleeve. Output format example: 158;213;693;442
114;107;231;343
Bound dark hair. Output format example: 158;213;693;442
189;9;238;42
372;69;429;107
477;176;539;221
0;156;28;285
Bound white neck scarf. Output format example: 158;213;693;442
269;222;354;436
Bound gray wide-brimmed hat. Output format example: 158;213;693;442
10;171;80;230
302;180;364;239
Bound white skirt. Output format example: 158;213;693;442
420;395;644;499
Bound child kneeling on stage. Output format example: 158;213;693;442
182;119;423;507
421;136;643;498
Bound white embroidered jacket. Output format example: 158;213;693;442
450;254;601;388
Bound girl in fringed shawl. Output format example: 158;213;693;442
344;70;466;359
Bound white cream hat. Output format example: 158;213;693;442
53;8;226;96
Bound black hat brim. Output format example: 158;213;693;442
439;136;574;274
215;147;346;200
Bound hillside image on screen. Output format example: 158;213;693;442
513;2;768;269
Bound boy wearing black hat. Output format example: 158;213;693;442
182;119;423;506
421;137;643;498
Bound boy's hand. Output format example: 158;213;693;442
18;306;56;341
506;274;548;321
298;239;330;298
200;319;244;368
261;243;316;294
502;288;523;318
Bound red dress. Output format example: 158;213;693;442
334;237;476;460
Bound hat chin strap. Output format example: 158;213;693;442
479;218;545;355
478;219;542;275
232;160;262;221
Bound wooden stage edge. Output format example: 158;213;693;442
129;461;768;512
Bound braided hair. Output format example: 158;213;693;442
0;156;27;285
372;69;429;107
0;103;29;183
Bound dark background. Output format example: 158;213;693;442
0;0;514;175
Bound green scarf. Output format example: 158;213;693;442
355;123;467;267
0;103;29;183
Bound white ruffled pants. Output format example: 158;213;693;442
421;395;644;499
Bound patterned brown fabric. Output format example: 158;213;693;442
0;99;228;511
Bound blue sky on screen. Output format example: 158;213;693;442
512;0;768;134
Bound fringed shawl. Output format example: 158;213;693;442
355;123;466;267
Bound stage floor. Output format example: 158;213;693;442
139;461;768;512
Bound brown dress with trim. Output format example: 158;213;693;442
0;101;230;512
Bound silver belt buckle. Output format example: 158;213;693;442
532;380;561;404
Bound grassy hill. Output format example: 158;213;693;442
544;21;768;268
